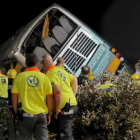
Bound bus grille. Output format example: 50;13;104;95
63;49;85;72
70;32;97;57
61;30;98;74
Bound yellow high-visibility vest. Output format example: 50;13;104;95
131;73;140;80
7;68;17;79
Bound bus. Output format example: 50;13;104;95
0;3;133;79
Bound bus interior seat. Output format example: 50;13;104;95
59;15;74;34
52;25;68;44
43;36;60;56
33;46;49;62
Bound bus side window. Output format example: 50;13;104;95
43;36;61;56
52;25;69;44
59;15;75;34
33;46;50;62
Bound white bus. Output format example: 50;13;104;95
0;3;133;79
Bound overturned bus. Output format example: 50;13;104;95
0;3;133;79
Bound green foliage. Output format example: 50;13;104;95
73;71;140;140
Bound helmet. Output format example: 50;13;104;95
7;68;17;79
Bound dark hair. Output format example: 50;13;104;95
26;53;39;67
81;66;90;75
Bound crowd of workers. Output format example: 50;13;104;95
0;54;78;140
0;54;139;140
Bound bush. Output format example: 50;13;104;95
73;71;140;140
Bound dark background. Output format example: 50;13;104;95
0;0;140;68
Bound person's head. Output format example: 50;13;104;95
81;66;90;77
41;54;54;70
56;57;65;67
135;60;140;72
25;53;39;68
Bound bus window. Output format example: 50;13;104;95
22;7;78;62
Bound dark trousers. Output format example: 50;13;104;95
0;97;9;107
56;106;77;140
16;113;48;140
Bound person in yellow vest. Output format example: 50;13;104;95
42;54;78;140
7;64;17;79
98;72;114;97
7;64;17;106
11;53;54;140
0;66;8;99
0;66;8;107
131;60;140;80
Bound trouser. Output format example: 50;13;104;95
56;105;77;140
0;97;9;107
16;113;48;140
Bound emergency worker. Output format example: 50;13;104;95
98;72;114;97
11;53;54;140
7;64;17;79
42;54;78;140
131;60;140;80
7;64;17;105
0;65;8;105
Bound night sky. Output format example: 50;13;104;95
0;0;139;68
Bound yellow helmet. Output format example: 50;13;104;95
7;68;17;79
